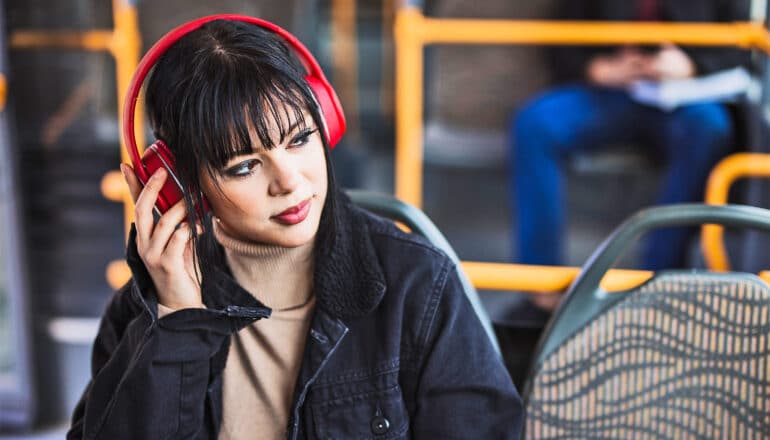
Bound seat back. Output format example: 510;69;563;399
527;271;770;437
525;203;770;438
347;190;501;355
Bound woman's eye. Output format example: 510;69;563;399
224;159;261;178
289;129;317;148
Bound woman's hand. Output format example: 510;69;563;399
121;163;204;311
642;43;696;81
586;47;650;88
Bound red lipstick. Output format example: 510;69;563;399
272;198;311;225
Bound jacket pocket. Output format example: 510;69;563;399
311;385;409;439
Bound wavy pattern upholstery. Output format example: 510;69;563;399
526;272;770;439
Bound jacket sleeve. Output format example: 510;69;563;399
411;260;524;439
66;283;239;440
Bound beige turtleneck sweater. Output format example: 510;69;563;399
157;219;316;440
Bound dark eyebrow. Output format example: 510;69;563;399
279;118;309;143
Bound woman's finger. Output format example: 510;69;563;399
120;163;143;204
133;168;168;245
164;223;194;262
146;200;189;257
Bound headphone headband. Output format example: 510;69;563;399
122;14;338;183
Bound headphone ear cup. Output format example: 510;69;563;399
140;141;185;214
305;75;346;148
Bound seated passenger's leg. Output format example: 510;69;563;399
508;85;642;266
642;103;733;270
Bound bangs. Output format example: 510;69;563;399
180;60;313;172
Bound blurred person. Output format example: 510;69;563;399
68;16;522;439
509;0;751;306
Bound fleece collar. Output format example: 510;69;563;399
313;190;387;319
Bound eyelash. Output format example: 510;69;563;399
289;128;317;148
224;159;261;178
223;128;318;178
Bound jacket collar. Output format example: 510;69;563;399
313;190;387;319
125;189;387;320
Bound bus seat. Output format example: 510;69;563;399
346;189;501;355
524;203;770;437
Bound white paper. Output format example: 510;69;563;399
628;67;752;111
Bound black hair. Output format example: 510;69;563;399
144;19;338;287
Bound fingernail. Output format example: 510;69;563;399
152;168;166;180
119;164;127;178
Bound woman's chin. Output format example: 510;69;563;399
258;221;319;248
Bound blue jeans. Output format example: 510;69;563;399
509;85;733;270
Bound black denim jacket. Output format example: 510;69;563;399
68;191;523;439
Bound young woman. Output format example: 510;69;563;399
68;16;522;439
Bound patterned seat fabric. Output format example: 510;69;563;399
526;272;770;439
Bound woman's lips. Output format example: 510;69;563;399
272;198;311;225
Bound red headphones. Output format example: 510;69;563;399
122;14;346;213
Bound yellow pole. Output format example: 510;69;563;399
102;0;141;288
394;7;424;206
331;0;360;140
0;74;7;111
702;153;770;271
110;0;142;236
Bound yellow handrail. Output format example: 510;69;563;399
702;153;770;271
11;30;115;51
394;6;770;207
393;6;770;294
462;261;653;293
400;15;767;47
11;0;142;288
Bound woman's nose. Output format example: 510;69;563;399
268;155;300;196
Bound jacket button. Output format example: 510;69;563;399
371;415;390;435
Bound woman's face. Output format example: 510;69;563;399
200;108;328;248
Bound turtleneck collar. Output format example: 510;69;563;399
213;218;315;311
